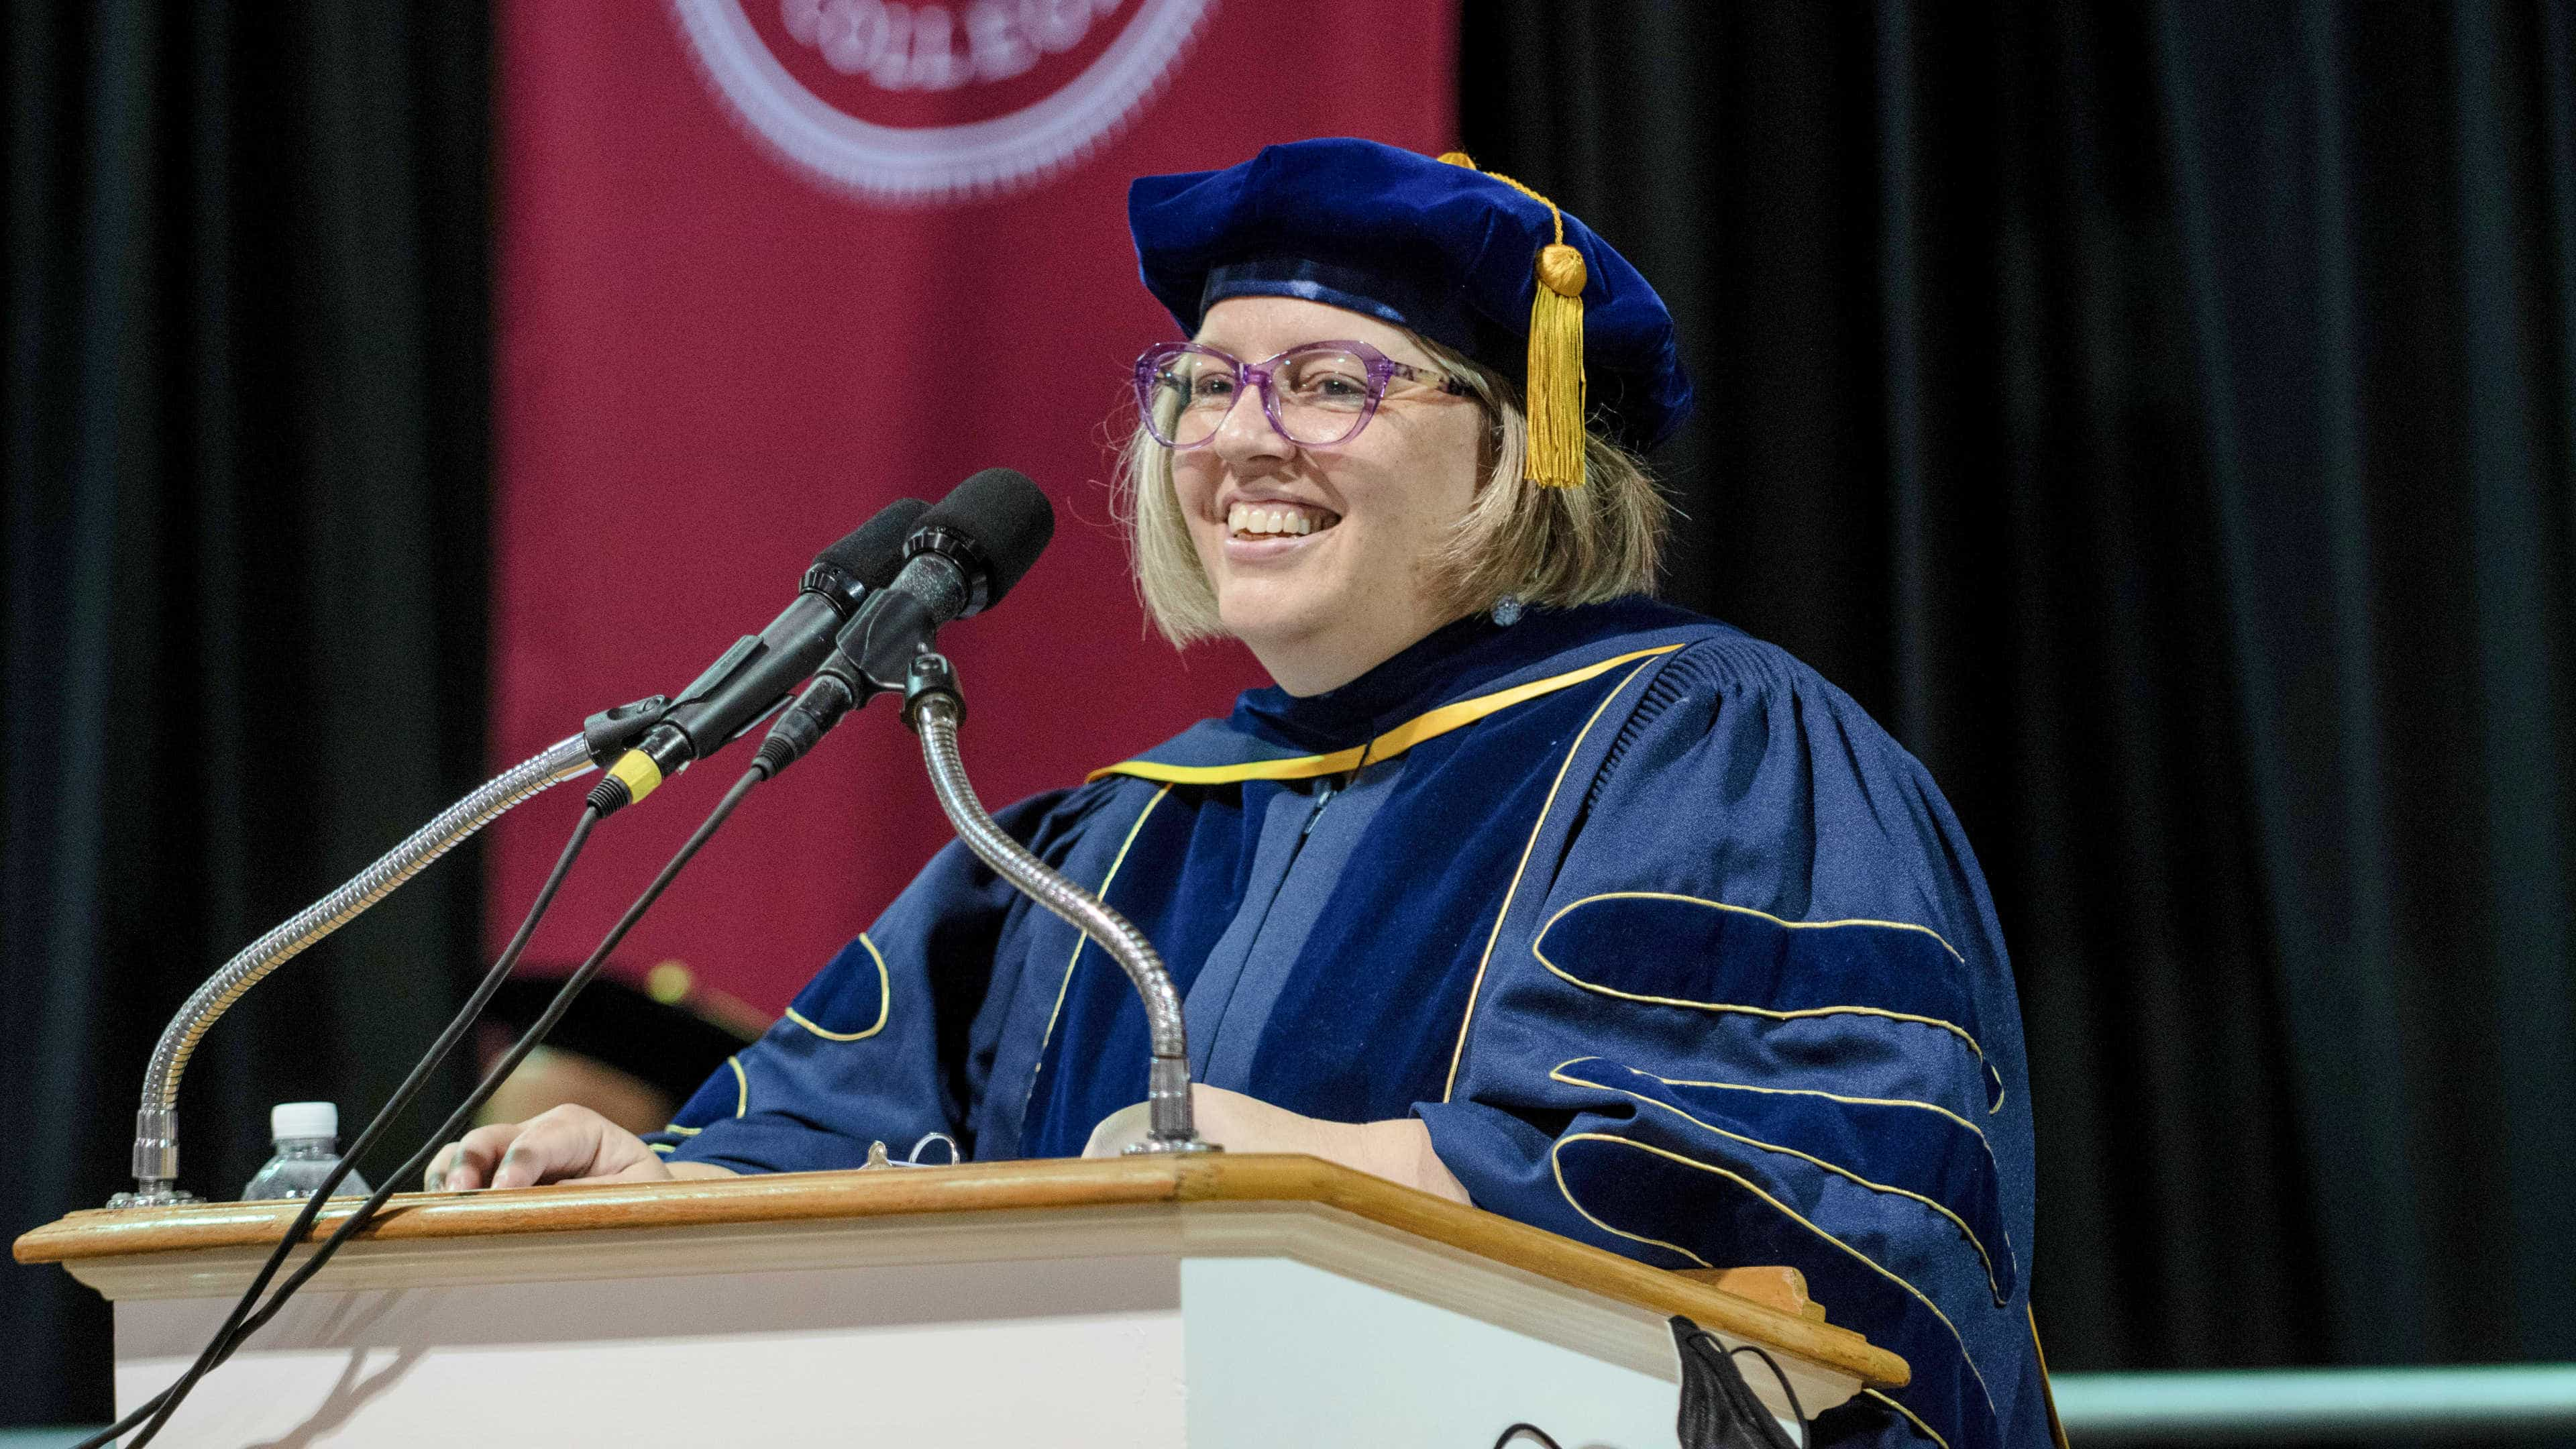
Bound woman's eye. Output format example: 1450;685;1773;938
1285;366;1368;402
1189;374;1236;400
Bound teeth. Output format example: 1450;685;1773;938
1227;502;1325;537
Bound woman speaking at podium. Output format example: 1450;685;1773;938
433;141;2047;1449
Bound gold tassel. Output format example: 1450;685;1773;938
1525;241;1587;487
1436;152;1586;486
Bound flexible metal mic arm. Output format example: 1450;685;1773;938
901;655;1212;1154
110;733;600;1208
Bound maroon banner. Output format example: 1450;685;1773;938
489;2;1457;1012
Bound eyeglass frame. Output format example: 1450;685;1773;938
1132;339;1473;450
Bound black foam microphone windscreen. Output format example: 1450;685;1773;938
904;467;1055;616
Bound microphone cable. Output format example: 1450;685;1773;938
83;798;603;1449
112;761;772;1445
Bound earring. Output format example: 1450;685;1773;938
1491;594;1524;626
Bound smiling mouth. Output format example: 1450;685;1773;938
1226;501;1342;541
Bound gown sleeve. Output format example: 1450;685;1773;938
648;788;1091;1173
1413;638;2043;1449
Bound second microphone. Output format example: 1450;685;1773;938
759;468;1056;777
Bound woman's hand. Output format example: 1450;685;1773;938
424;1104;715;1190
1081;1084;1470;1204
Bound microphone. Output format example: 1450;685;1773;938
757;468;1054;775
591;498;928;815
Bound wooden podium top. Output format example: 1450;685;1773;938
17;1152;1906;1389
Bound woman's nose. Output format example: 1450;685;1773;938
1206;382;1292;468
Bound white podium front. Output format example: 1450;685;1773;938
17;1155;1907;1447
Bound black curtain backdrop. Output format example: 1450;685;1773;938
1462;0;2575;1383
6;0;2573;1433
1;3;490;1425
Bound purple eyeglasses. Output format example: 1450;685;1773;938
1133;339;1471;449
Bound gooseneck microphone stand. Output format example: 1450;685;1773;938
111;731;602;1208
900;655;1211;1154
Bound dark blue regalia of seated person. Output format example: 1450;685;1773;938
649;594;2043;1449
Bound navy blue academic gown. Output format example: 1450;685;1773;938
651;596;2048;1449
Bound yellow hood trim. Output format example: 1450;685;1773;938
1087;643;1686;786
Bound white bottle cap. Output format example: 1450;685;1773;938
270;1101;339;1140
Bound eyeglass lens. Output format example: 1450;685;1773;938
1143;345;1379;448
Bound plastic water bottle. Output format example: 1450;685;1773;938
241;1102;370;1201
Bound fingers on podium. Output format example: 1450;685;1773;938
490;1108;604;1189
427;1118;537;1191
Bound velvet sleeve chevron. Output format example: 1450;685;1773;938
643;788;1095;1174
1414;638;2048;1449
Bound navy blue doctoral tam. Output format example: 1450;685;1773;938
1128;138;1694;453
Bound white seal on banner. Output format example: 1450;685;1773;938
672;0;1214;205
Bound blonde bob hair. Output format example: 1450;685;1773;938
1114;334;1671;647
